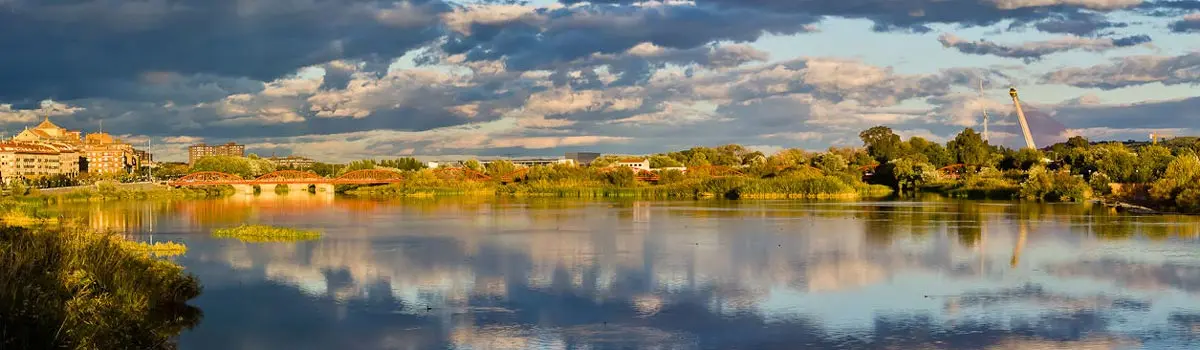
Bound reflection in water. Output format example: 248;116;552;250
67;198;1200;349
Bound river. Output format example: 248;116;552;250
62;194;1200;349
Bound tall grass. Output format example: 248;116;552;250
212;224;322;243
0;226;202;349
36;183;234;204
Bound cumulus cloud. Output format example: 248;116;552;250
0;100;84;124
938;33;1151;62
1041;52;1200;89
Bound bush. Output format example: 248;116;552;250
1020;166;1091;201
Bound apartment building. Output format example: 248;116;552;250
0;142;63;183
188;142;245;165
268;155;314;169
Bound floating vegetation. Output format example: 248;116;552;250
121;240;188;257
212;224;322;243
0;226;202;349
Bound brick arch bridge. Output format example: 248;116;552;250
168;169;407;194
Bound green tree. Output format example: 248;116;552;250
1089;143;1138;182
378;157;426;171
463;159;483;172
1136;145;1174;182
648;155;683;168
605;167;636;186
877;157;935;192
191;156;254;178
908;137;953;168
309;162;344;177
485;159;517;175
812;153;848;174
947;128;991;166
1066;136;1090;148
153;163;190;180
859;126;904;162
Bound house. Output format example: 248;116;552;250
616;158;650;171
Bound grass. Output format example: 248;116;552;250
0;226;202;349
212;224;322;243
34;183;234;204
122;240;188;257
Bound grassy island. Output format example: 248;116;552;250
212;224;322;243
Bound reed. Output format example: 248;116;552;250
0;226;202;349
212;224;322;243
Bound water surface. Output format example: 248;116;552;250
69;196;1200;349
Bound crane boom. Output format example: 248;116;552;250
1009;87;1036;150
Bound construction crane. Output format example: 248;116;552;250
1009;87;1037;150
1150;131;1173;145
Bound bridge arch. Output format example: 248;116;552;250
333;169;405;184
253;170;324;183
169;171;244;186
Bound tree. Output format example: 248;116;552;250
378;157;426;171
648;155;683;168
907;137;953;168
859;126;904;162
812;153;848;174
191;156;254;178
1066;136;1090;148
485;159;517;175
877;157;935;192
947;128;990;166
154;163;190;180
463;159;483;172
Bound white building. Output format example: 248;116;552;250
616;158;650;171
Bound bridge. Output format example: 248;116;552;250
168;169;406;194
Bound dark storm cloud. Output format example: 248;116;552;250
441;3;817;72
562;0;1139;35
0;0;451;101
938;34;1152;62
1169;14;1200;32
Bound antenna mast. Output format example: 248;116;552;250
1009;87;1036;150
979;80;989;143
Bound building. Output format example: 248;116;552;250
12;117;83;146
0;142;65;183
508;158;575;167
134;149;153;167
616;158;651;171
188;142;245;165
565;152;601;166
84;132;138;174
268;155;314;169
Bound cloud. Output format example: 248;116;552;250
567;0;1142;35
1041;52;1200;89
441;2;818;72
0;100;84;124
0;0;452;101
938;33;1152;62
1170;13;1200;32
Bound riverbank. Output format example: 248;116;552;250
345;176;894;200
0;225;201;348
31;183;233;203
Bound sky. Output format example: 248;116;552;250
0;0;1197;162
